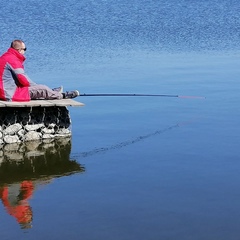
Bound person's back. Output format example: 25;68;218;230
0;54;7;100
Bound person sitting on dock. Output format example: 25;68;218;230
0;39;79;102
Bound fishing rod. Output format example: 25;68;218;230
79;93;205;99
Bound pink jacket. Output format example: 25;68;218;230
0;48;32;101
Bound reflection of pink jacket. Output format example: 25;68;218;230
0;48;32;101
0;181;34;227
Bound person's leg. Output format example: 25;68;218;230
29;85;63;100
52;86;63;93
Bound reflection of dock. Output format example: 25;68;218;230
0;138;85;229
0;137;85;184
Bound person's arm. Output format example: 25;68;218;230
10;66;37;87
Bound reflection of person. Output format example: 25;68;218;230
0;181;34;229
0;39;79;101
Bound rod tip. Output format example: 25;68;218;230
179;96;205;99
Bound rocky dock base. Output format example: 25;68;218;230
0;106;72;144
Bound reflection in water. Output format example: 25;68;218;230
0;181;34;229
0;138;85;229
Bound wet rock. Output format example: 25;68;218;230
4;152;23;160
25;131;42;141
25;123;44;131
26;141;41;151
17;129;25;138
26;150;44;158
42;134;55;139
56;128;71;136
4;135;21;144
3;142;20;151
4;123;22;135
42;127;55;134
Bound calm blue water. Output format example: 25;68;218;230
0;0;240;239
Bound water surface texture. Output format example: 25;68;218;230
0;0;240;239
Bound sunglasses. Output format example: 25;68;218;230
17;47;27;51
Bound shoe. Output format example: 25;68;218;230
52;86;63;93
64;90;80;99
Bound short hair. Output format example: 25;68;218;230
10;40;25;50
